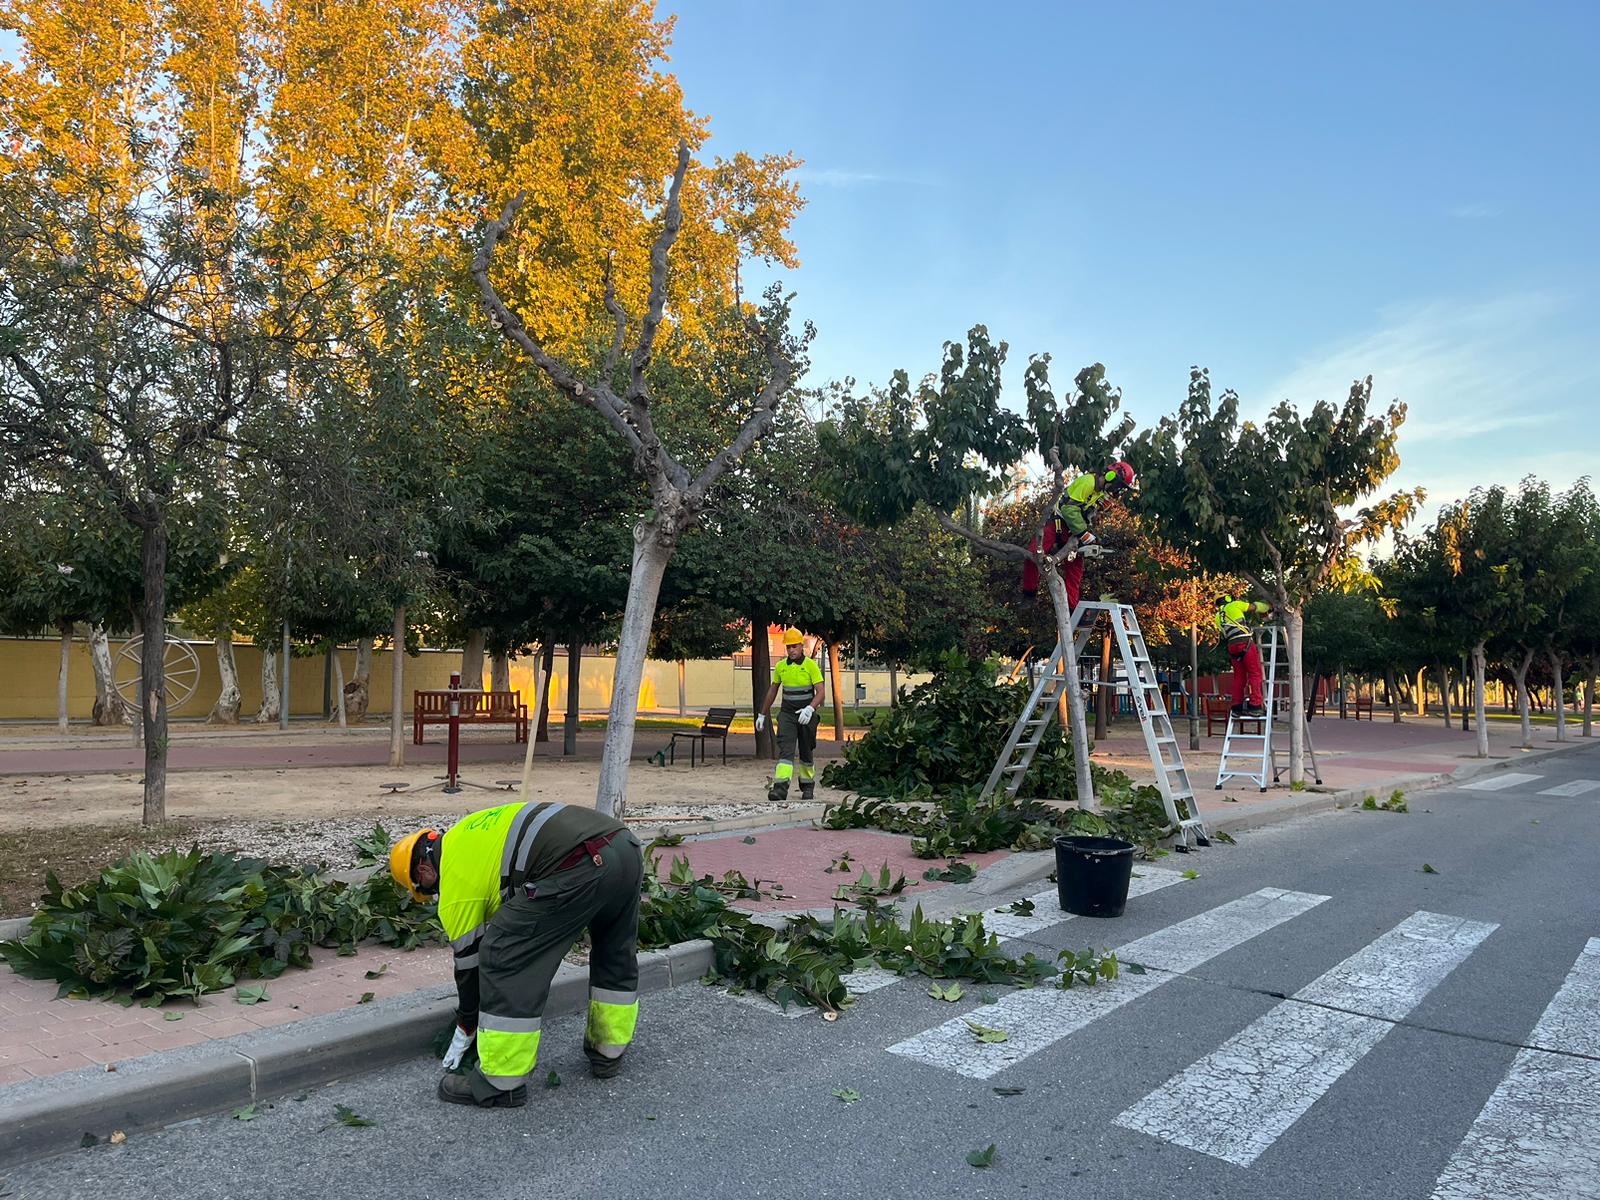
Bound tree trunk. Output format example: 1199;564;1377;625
827;640;846;742
1415;667;1427;717
1041;560;1094;809
255;645;280;723
90;624;130;726
1095;626;1112;739
888;664;899;706
491;651;512;694
750;612;774;759
344;636;374;721
595;528;674;819
208;630;242;724
1549;649;1567;742
1285;604;1307;785
139;515;170;826
677;660;687;717
1188;622;1200;750
56;620;72;734
1438;663;1452;727
1512;648;1534;749
461;628;487;691
1471;643;1489;758
537;640;555;742
1386;667;1402;723
1583;659;1595;738
1337;666;1348;721
388;605;406;769
564;641;582;756
332;646;348;729
1460;655;1470;732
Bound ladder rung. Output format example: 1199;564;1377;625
1003;763;1029;773
1016;738;1042;750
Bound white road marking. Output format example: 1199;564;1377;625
1115;911;1497;1167
983;867;1189;939
840;966;900;994
886;887;1329;1079
1536;778;1600;797
1429;938;1600;1200
1460;772;1543;792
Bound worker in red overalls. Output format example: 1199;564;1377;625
1215;594;1272;718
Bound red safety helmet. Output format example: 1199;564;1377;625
1105;461;1137;493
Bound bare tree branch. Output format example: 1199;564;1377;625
931;507;1032;562
472;193;644;458
601;266;628;379
627;140;691;406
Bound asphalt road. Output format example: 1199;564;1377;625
7;744;1599;1200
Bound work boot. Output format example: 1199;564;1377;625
768;781;790;804
584;1041;625;1079
437;1068;527;1108
1243;703;1267;718
1230;704;1246;717
799;786;815;802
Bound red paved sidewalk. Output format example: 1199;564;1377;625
0;826;998;1087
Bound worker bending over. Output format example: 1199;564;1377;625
756;627;825;803
390;802;643;1108
1215;594;1272;718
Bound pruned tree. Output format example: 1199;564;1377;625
473;145;807;818
1129;369;1421;783
819;328;1133;808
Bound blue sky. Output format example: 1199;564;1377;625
667;1;1599;523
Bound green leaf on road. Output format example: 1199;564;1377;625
546;1071;561;1088
831;1088;861;1104
363;964;389;980
235;985;268;1006
966;1144;998;1168
964;1019;1009;1044
232;1105;258;1122
922;861;977;884
163;1012;184;1021
1181;869;1200;880
1125;962;1148;975
1422;863;1439;874
742;836;758;844
332;1105;375;1128
1212;830;1237;845
928;982;965;1002
1005;898;1035;916
979;991;999;1004
358;992;375;1004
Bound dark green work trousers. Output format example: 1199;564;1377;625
768;705;817;802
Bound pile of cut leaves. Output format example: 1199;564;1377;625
817;652;1186;855
0;847;442;1005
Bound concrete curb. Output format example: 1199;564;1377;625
0;937;713;1170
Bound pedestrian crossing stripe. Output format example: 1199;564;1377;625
1536;778;1600;797
1428;938;1600;1200
1459;772;1544;792
885;887;1329;1079
1114;911;1497;1166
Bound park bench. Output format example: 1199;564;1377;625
413;688;528;745
1204;695;1235;736
669;706;737;767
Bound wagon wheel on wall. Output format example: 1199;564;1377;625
113;635;203;713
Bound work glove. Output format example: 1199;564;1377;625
754;713;766;733
441;1024;475;1071
1077;531;1098;549
797;705;815;726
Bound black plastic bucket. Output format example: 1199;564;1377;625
1054;835;1136;918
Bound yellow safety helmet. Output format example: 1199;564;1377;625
782;627;805;646
389;828;440;903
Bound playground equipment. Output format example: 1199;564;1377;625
113;631;202;712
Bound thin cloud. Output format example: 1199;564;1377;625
1446;202;1499;219
797;166;935;189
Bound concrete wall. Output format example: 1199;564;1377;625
0;636;929;723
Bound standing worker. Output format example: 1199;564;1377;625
1215;594;1273;718
389;801;644;1108
756;628;825;803
1052;461;1137;608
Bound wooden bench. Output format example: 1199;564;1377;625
413;689;528;745
669;707;737;767
1204;695;1235;737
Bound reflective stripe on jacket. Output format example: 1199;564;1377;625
1215;599;1271;644
772;657;823;710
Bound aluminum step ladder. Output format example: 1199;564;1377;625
1215;623;1322;791
984;601;1209;850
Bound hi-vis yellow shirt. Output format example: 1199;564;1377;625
773;657;823;709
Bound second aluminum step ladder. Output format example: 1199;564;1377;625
984;600;1209;850
1215;623;1323;791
